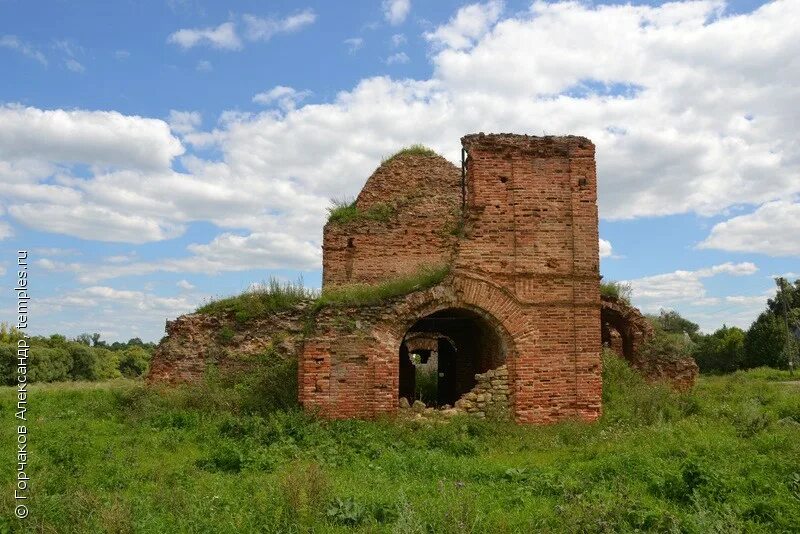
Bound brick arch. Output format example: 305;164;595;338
600;295;653;363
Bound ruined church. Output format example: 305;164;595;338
149;133;697;424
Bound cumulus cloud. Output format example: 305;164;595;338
599;238;612;258
391;33;407;47
3;0;799;267
177;279;195;290
168;110;202;135
625;262;758;302
425;1;503;50
699;201;800;256
0;35;47;65
35;285;196;341
10;203;185;243
0;220;12;240
168;21;242;50
0;105;184;171
252;86;311;109
383;0;411;25
196;60;213;72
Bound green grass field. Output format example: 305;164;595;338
2;356;799;533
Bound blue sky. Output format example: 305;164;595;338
1;0;797;341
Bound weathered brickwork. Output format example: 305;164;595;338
302;134;603;424
601;295;698;391
148;307;307;383
322;154;461;286
149;133;605;424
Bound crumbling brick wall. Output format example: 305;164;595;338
601;295;698;391
302;134;602;424
322;153;461;286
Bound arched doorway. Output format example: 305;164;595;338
399;307;507;407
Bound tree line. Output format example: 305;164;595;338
641;277;800;374
0;323;154;385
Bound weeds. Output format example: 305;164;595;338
196;277;315;323
312;264;450;311
327;197;396;224
3;354;799;532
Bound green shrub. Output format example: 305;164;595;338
693;325;745;373
638;329;694;362
600;280;632;302
118;346;151;378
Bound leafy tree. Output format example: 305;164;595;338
600;280;632;303
744;312;789;369
118;346;151;378
76;333;92;346
693;325;745;373
647;310;701;341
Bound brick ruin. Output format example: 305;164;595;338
148;132;696;424
601;295;698;391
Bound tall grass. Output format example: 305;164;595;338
197;277;317;323
326;197;395;224
312;265;450;311
1;353;798;532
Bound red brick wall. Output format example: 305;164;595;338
302;134;602;424
322;154;461;286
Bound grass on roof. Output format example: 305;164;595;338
326;197;395;224
381;144;438;165
312;264;450;312
197;277;318;323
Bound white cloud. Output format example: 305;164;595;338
168;110;202;135
252;86;311;109
243;9;316;42
196;59;213;72
0;35;47;65
10;203;184;243
168;21;242;50
0;105;184;171
699;201;800;256
114;50;130;60
177;279;195;290
391;33;407;47
35;285;197;341
0;220;12;240
99;231;319;280
385;52;409;65
0;264;5;277
625;262;758;302
599;238;612;258
383;0;411;25
425;0;503;50
3;0;800;279
344;37;364;54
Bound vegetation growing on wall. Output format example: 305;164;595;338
600;280;632;303
312;264;450;311
326;198;396;224
380;144;438;165
197;278;317;323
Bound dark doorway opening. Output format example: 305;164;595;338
399;308;506;407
